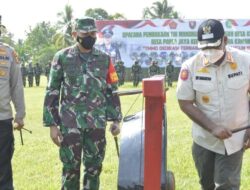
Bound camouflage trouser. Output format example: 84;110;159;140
166;73;173;87
28;75;33;87
35;75;40;86
59;126;106;190
133;75;140;87
22;76;26;87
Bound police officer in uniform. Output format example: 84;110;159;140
165;61;175;87
177;19;250;190
27;62;34;87
148;60;160;77
43;17;122;190
34;62;42;86
20;63;27;87
0;16;25;190
131;60;142;87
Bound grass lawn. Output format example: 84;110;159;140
12;76;250;190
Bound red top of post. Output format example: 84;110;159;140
143;75;166;190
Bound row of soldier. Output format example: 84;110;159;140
20;60;174;88
115;60;175;87
20;62;51;87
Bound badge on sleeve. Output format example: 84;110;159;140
180;69;189;80
107;60;118;84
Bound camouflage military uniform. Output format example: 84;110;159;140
165;62;174;87
43;17;122;190
34;63;42;86
131;61;142;87
20;64;27;87
115;61;125;86
148;61;160;77
27;63;34;87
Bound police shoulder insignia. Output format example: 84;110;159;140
12;51;19;64
0;69;6;77
0;48;7;55
180;69;189;80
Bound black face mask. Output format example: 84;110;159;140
77;36;96;50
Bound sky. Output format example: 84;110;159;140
1;0;250;40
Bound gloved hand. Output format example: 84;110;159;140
13;118;24;130
110;121;120;136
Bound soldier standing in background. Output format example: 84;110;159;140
148;60;160;77
165;61;175;87
20;63;27;87
34;62;42;86
119;61;126;86
115;60;125;86
43;17;122;190
27;63;34;87
131;60;142;87
44;61;51;83
0;15;26;190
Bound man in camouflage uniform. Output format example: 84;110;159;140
148;60;160;77
43;17;122;190
0;16;25;190
44;61;51;83
115;60;125;86
131;60;142;87
34;62;42;86
165;61;175;87
27;63;34;87
20;63;27;87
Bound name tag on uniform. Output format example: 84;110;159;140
228;71;242;78
195;76;211;81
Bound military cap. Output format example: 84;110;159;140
102;28;113;38
74;17;97;33
197;19;224;49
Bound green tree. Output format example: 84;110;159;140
85;8;109;20
55;4;74;47
23;21;57;66
85;8;126;20
0;25;15;46
15;39;29;64
143;0;178;19
108;13;126;20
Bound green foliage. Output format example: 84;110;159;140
23;22;57;65
85;8;127;20
143;0;179;19
1;32;15;47
85;8;110;20
108;13;127;20
55;4;74;47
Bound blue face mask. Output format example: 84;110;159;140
77;36;96;50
